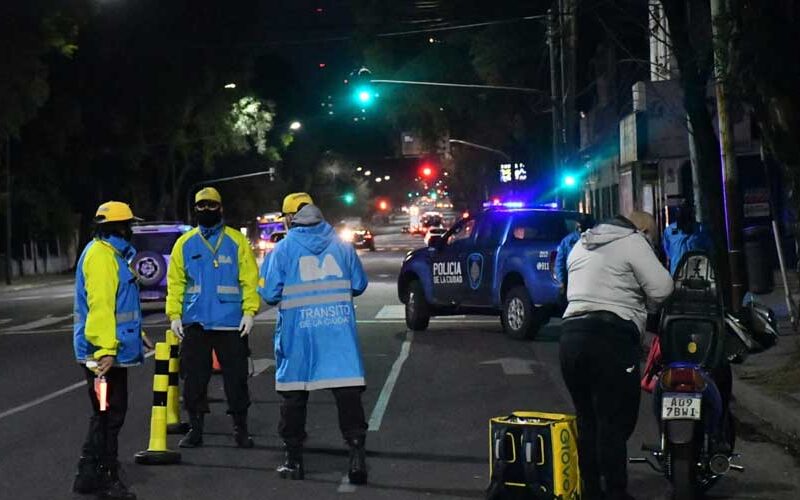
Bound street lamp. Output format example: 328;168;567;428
224;83;237;89
383;175;390;181
364;170;372;176
289;121;302;131
375;177;382;183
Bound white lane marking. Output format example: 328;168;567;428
1;314;73;332
374;305;405;319
255;308;277;320
337;475;357;493
251;357;275;377
0;319;11;325
143;314;167;325
0;318;500;335
368;330;413;431
377;274;391;279
2;292;73;302
0;351;155;421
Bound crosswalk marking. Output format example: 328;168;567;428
375;305;405;319
1;314;73;332
255;308;277;320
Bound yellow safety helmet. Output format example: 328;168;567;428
282;192;314;215
195;187;222;204
94;201;141;224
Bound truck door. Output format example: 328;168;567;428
431;218;476;306
462;213;508;308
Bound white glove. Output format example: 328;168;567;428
239;314;254;337
170;318;184;339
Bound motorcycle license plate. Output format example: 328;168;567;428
662;393;702;420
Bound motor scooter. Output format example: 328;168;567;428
632;252;755;499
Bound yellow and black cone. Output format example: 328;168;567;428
135;342;181;465
165;330;189;435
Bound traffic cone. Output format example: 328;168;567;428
212;349;222;374
165;330;189;435
135;342;181;465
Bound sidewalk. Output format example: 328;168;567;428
0;272;74;293
731;270;800;456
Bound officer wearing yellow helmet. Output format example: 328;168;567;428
73;201;152;499
166;186;260;449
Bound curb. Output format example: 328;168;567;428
732;373;800;458
0;278;74;293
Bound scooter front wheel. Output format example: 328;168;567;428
671;443;699;500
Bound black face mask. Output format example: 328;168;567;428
122;225;133;242
196;209;222;228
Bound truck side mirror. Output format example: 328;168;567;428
427;234;444;249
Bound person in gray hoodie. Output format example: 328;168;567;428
560;211;673;500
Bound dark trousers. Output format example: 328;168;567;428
81;366;128;462
278;387;368;448
181;324;250;415
559;313;642;498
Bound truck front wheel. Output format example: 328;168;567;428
405;280;430;331
501;286;539;340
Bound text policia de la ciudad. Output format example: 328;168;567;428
433;261;462;284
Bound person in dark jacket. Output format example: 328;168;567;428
560;211;673;500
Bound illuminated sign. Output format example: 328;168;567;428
499;162;528;183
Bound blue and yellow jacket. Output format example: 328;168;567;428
73;235;144;366
166;223;259;330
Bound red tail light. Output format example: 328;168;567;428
661;367;707;392
549;250;558;281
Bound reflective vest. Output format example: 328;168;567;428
258;221;369;391
73;236;144;366
166;224;259;330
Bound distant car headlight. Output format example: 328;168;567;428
340;229;354;242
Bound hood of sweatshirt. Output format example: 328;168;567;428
286;204;334;255
580;217;637;250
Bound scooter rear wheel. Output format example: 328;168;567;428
671;443;699;500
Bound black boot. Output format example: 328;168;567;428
232;413;254;449
346;437;368;485
72;456;101;494
98;461;136;500
179;413;204;448
276;445;304;480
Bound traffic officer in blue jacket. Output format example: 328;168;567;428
73;201;152;499
259;193;370;484
662;203;713;275
555;214;594;294
166;187;260;449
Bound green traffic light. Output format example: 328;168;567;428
343;192;355;205
354;85;374;106
563;174;577;188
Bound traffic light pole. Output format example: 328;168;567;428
369;79;546;95
185;170;274;222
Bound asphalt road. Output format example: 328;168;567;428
0;229;798;499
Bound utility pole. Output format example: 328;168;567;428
711;0;746;311
5;135;11;285
560;0;578;157
547;7;563;206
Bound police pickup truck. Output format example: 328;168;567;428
398;205;580;339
